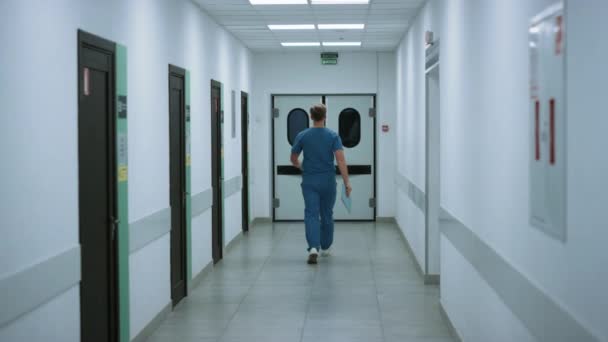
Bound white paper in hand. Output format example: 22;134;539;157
341;183;352;213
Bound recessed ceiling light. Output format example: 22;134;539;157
268;24;316;30
318;24;365;30
250;0;307;4
282;42;321;47
322;42;362;46
311;0;369;4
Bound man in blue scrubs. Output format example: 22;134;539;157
291;104;352;264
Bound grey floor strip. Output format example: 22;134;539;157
442;213;600;342
424;274;440;285
376;217;397;224
131;302;172;342
189;261;214;291
251;217;272;225
223;176;242;199
192;188;213;218
0;246;81;327
130;208;171;254
394;220;426;279
439;301;463;342
224;231;244;254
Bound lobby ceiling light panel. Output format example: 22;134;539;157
249;0;307;5
281;42;321;47
322;42;362;46
311;0;369;4
268;24;315;30
318;24;365;30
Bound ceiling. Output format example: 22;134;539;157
194;0;426;52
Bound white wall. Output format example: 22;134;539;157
395;0;608;341
224;193;243;246
0;0;251;340
394;0;442;274
127;1;250;337
376;53;397;219
251;51;396;219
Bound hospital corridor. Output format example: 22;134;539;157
0;0;606;342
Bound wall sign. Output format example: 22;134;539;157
117;132;128;182
83;67;90;96
529;2;567;241
118;95;127;118
186;128;191;166
321;52;338;65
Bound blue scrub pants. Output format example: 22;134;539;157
301;174;337;251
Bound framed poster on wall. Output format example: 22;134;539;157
529;2;567;241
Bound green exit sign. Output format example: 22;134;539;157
321;52;338;65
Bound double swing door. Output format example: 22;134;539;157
273;95;376;221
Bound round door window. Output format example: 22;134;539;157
287;108;309;145
339;108;361;148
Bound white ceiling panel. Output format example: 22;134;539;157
194;0;426;51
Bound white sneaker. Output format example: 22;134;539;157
307;248;319;264
320;248;331;257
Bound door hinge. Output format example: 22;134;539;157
273;198;280;208
110;217;120;241
369;108;376;118
369;198;376;208
273;108;280;118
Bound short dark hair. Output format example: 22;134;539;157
310;104;327;122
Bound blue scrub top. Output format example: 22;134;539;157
291;127;343;177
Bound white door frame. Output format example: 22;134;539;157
424;40;441;280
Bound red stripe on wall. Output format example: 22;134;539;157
549;98;556;165
535;100;540;161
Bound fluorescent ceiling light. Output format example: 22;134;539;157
268;24;315;30
282;42;321;47
318;24;365;30
322;41;362;46
250;0;307;4
311;0;369;4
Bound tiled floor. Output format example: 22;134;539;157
147;222;456;342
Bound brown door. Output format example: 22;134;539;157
241;92;249;232
77;30;118;342
211;80;223;263
169;65;187;306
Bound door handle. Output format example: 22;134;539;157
110;217;120;241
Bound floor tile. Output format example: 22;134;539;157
143;222;456;342
187;285;251;304
302;318;384;340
